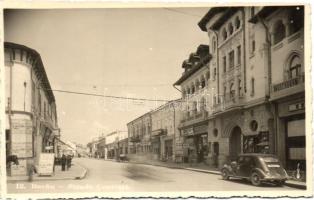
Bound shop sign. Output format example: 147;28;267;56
194;124;208;135
11;159;27;176
11;119;33;158
182;128;194;136
38;153;55;176
288;102;305;112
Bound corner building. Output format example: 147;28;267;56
5;42;60;177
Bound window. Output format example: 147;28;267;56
201;78;206;88
251;78;255;96
273;21;286;44
289;55;301;79
250;7;255;18
206;71;210;81
230;82;235;99
235;16;241;29
214;68;217;79
229;50;235;69
44;102;47;118
252;40;256;53
237;45;241;65
238;79;242;96
228;22;234;35
191;85;195;94
212;38;217;52
223;56;227;72
222;28;227;40
38;91;41;114
223;86;227;97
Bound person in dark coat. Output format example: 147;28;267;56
61;154;67;171
66;154;72;170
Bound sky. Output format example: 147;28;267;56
4;8;210;145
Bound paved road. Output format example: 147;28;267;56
7;157;301;194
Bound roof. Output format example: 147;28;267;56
198;7;228;31
174;54;211;85
210;7;241;30
248;6;279;23
4;42;56;102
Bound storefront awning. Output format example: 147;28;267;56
151;129;166;137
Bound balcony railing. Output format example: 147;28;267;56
212;93;244;113
180;110;208;123
272;75;305;92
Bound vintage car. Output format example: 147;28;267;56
221;154;289;186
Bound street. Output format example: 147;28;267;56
8;157;301;193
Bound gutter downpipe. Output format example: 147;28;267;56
258;15;276;155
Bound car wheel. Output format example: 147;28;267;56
251;172;262;186
275;180;285;187
221;169;230;180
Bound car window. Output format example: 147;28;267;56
238;156;244;163
262;157;279;163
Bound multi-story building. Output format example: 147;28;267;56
151;99;182;162
5;42;60;177
105;131;128;160
249;6;305;177
87;139;99;158
127;112;152;158
174;44;214;165
173;6;305;171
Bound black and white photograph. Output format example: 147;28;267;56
2;3;312;198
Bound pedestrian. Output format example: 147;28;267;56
66;154;72;170
61;154;66;171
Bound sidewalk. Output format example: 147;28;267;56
7;161;87;182
125;159;306;189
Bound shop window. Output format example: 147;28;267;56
223;56;227;72
288;55;301;79
289;6;304;35
273;20;286;45
229;50;235;69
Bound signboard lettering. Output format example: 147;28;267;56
38;153;55;176
11;119;33;158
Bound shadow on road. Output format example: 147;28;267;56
123;163;172;182
220;177;286;188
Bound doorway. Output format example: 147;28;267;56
229;126;242;160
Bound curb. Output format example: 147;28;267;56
7;162;88;183
74;162;88;180
124;160;306;190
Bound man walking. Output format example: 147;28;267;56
61;154;67;171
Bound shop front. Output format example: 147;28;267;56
276;96;305;180
151;129;166;160
181;123;209;164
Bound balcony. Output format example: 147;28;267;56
212;93;244;113
129;135;141;143
179;110;208;128
271;75;305;100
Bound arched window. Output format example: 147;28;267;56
273;20;286;44
222;28;227;40
212;38;217;52
235;16;241;29
288;55;301;79
228;22;234;35
230;82;235;99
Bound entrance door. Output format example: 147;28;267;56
229;126;242;160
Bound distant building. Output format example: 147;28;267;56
5;42;60;177
151;99;182;162
105;131;128;160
